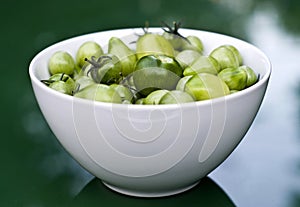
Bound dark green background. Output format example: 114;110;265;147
1;0;300;206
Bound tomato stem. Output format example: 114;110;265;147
83;56;112;76
161;21;189;42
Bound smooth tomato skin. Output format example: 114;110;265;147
176;73;230;101
85;54;122;84
182;35;204;53
133;55;183;96
108;37;137;76
136;33;175;59
239;65;258;87
48;51;75;75
110;84;134;103
76;41;104;68
144;89;194;104
218;67;247;90
175;49;202;69
74;84;122;103
209;45;240;70
44;73;75;95
183;56;220;76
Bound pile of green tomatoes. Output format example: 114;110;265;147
42;23;258;105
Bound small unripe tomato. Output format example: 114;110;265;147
46;73;75;95
182;35;204;53
136;33;175;59
176;73;230;101
218;67;247;90
108;37;137;76
223;45;243;65
175;50;202;69
110;84;134;103
239;65;258;87
133;54;183;96
135;98;145;104
210;45;241;70
76;41;104;68
162;32;188;51
183;56;220;76
84;54;122;84
74;83;122;103
144;89;194;104
48;51;75;75
74;75;95;90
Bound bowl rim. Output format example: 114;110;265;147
29;27;272;110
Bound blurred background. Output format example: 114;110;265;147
1;0;300;206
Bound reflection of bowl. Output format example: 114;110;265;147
29;28;271;197
73;177;235;206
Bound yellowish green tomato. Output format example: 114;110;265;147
133;54;183;96
136;33;175;59
175;50;202;69
218;67;247;90
144;89;168;105
144;90;194;104
74;75;95;90
182;35;204;54
223;45;243;65
239;65;258;87
48;51;75;75
108;37;137;76
109;84;134;103
76;41;103;68
44;73;75;95
218;65;258;91
162;32;188;51
176;73;230;101
210;45;240;70
84;54;122;84
48;73;71;82
135;98;145;104
74;84;122;103
183;56;220;76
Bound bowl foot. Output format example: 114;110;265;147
102;181;200;198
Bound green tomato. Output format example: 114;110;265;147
176;73;230;101
48;51;75;75
45;73;75;95
223;45;243;65
135;98;145;104
162;32;188;51
84;54;122;84
136;33;175;59
74;75;95;90
183;56;220;76
74;83;122;103
239;65;258;87
48;73;72;82
110;84;134;103
175;50;202;69
76;41;104;68
108;37;137;76
210;45;240;70
144;89;194;104
218;67;247;90
133;54;183;96
182;35;204;53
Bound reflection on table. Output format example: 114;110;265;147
72;176;234;207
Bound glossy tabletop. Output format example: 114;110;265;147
1;0;300;206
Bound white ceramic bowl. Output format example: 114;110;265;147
29;28;271;197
